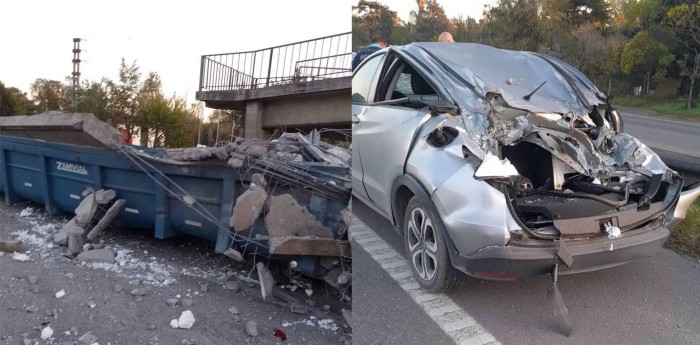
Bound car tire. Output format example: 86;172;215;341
403;196;462;292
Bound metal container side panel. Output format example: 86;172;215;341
5;150;45;204
102;167;157;228
165;174;225;242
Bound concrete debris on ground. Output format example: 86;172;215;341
76;249;116;263
170;310;196;329
12;252;31;262
0;239;23;252
78;332;98;344
19;207;34;217
40;326;53;340
256;262;274;301
245;320;258;337
223;248;244;262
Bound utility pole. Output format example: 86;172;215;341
71;38;82;110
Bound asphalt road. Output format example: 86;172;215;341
353;199;700;345
620;107;700;159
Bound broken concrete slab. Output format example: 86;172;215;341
269;237;350;257
94;189;116;205
0;112;123;148
265;194;333;239
256;262;274;301
86;199;125;241
165;146;228;161
76;249;115;263
74;194;97;225
230;188;268;231
0;239;22;252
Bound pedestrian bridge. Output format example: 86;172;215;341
195;33;351;139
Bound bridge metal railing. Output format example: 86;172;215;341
199;32;352;92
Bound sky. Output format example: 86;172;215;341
379;0;499;22
0;0;351;112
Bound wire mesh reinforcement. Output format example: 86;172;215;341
199;32;352;91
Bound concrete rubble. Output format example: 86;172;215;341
163;132;353;293
50;188;123;262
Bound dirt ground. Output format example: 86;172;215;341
0;202;351;345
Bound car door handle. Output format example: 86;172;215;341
352;114;360;124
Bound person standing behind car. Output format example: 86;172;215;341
438;32;454;43
352;37;387;71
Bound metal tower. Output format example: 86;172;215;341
71;38;82;109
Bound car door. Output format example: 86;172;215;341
352;53;386;202
354;55;434;218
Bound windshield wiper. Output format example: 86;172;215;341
523;80;547;101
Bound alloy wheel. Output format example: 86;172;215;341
407;207;438;281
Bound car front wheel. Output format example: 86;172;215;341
403;197;462;292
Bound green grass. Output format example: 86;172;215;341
667;200;700;259
614;95;700;119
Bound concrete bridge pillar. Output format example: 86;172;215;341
245;101;264;139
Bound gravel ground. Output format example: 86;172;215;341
0;202;351;345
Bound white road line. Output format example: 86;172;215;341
351;216;501;345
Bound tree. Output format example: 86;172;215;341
105;59;142;142
74;80;110;122
452;16;482;43
352;1;398;49
667;1;700;109
413;0;451;42
30;79;68;112
0;82;37;116
482;0;541;51
621;30;675;104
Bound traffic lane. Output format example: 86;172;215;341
621;110;700;158
352;240;455;345
353;199;700;345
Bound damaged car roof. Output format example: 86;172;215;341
394;42;607;116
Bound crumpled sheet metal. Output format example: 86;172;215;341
398;43;601;116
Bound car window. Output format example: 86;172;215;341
352;54;384;104
394;73;413;96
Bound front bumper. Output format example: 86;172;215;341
451;219;669;280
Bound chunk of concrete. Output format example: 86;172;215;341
227;157;244;168
76;249;115;263
245;320;258;337
94;189;116;205
0;240;22;252
265;194;333;239
78;332;98;344
63;219;86;236
245;145;268;158
67;234;85;255
74;194;97;225
230;188;268;231
256;262;274;301
251;173;267;189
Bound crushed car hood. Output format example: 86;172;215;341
393;43;675;183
